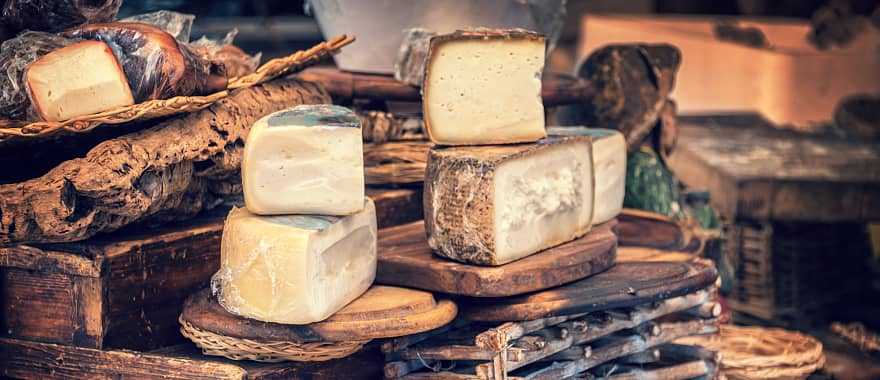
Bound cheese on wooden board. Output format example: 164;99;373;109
423;29;547;146
548;127;626;223
424;136;595;266
242;104;365;216
25;40;134;122
213;198;377;325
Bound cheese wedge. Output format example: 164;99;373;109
213;198;377;324
424;136;595;266
242;104;365;216
26;40;134;122
548;127;626;223
423;29;547;146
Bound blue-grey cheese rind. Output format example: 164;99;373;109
267;104;360;129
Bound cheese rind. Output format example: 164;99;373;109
214;198;377;325
548;127;626;223
423;29;547;146
26;40;134;122
424;136;595;266
243;104;365;216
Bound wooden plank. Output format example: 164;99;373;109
182;286;457;343
668;119;880;221
367;186;423;228
461;261;718;322
616;209;698;252
377;221;617;297
0;338;247;380
1;269;78;344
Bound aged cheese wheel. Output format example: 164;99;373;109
424;136;595;266
214;199;377;325
548;127;626;224
242;105;365;216
63;22;227;102
26;40;134;122
423;29;547;145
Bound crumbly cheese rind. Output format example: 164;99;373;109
242;104;365;216
213;198;377;325
422;29;547;146
548;127;626;223
424;136;595;266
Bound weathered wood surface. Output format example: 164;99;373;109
0;338;383;380
461;260;717;321
297;67;596;107
0;187;418;350
616;208;700;252
376;220;617;297
0;79;330;245
181;286;457;343
364;142;431;184
668;116;880;221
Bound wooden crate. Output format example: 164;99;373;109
726;219;873;325
578;14;880;128
0;187;423;351
0;338;383;380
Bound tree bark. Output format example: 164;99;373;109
0;78;329;245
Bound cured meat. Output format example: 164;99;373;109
1;0;121;34
64;22;227;102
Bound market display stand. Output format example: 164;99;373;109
0;187;420;378
668;115;880;326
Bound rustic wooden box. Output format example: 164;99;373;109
0;187;422;351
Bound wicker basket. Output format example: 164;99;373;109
0;35;354;142
179;317;368;363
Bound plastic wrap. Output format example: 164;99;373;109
1;0;121;34
190;30;261;78
63;22;227;102
0;32;76;120
121;10;195;42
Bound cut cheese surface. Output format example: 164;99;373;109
26;40;134;122
425;136;595;265
423;29;546;146
214;198;377;325
243;104;365;216
548;127;626;223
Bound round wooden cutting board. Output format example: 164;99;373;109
181;285;457;343
460;260;718;322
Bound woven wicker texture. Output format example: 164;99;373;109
678;324;825;380
179;317;368;363
0;35;354;141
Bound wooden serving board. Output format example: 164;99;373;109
461;260;718;322
377;221;618;297
181;286;457;343
668;116;880;222
616;208;700;253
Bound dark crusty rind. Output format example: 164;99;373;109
422;28;546;145
63;22;227;102
424;136;594;266
394;28;435;87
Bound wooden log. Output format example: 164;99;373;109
0;187;422;350
0;78;330;245
0;338;383;380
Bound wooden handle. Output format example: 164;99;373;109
298;67;596;106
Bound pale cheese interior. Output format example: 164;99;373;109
215;199;377;324
243;120;365;216
27;41;134;122
425;37;546;145
493;140;594;264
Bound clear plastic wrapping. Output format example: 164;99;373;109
190;30;261;78
1;0;121;34
0;32;76;120
121;10;196;42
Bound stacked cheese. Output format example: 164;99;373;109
212;105;377;325
422;29;626;266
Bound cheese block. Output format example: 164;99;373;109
423;29;547;146
548;127;626;223
25;40;134;122
243;104;365;216
213;198;377;325
424;136;595;266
